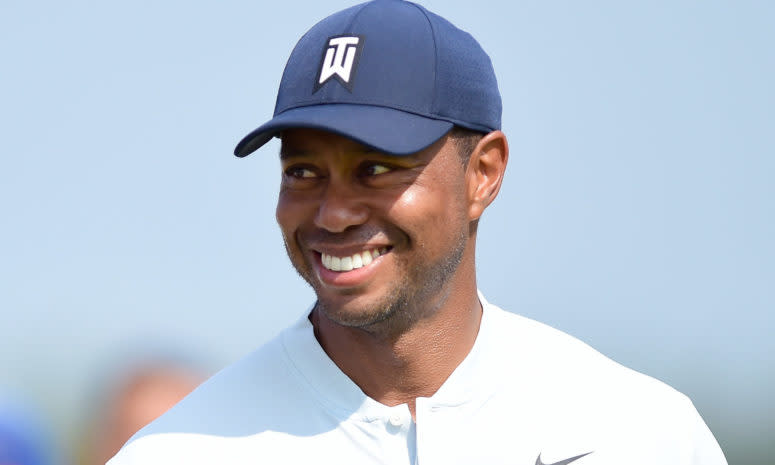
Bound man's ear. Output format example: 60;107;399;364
466;130;509;221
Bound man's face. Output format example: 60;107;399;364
276;129;473;332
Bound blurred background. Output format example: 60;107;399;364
1;0;772;464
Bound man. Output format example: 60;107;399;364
108;0;728;463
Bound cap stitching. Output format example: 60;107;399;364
343;0;372;32
407;2;440;118
277;100;439;122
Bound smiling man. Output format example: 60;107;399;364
107;1;727;464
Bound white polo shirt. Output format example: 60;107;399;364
108;295;727;464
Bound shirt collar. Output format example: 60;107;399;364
280;291;500;420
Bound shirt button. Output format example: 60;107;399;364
388;414;403;427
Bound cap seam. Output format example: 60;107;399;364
275;100;443;124
343;0;371;32
408;2;440;117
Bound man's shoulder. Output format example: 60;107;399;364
112;316;316;460
482;302;726;462
484;301;688;408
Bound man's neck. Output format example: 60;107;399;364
310;279;482;419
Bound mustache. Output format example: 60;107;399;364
300;225;395;246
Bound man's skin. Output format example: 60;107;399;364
276;128;509;418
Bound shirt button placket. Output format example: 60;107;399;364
380;408;412;464
415;400;449;465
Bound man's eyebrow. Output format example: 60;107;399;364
278;147;310;160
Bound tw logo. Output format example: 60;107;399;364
315;35;364;92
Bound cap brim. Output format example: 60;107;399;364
233;104;453;157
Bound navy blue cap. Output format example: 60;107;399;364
234;0;501;157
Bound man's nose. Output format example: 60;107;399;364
313;182;369;233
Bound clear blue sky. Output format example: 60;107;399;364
1;1;773;463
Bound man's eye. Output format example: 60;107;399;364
285;166;317;179
363;164;391;176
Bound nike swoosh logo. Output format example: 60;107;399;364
535;451;592;465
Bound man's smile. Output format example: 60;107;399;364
311;246;394;288
320;247;390;272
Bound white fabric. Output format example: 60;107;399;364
108;295;727;464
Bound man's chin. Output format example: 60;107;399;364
313;291;402;330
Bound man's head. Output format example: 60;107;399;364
234;0;508;334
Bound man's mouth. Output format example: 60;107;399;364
320;247;390;272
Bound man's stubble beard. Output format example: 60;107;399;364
283;228;468;337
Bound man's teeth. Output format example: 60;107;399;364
321;248;388;272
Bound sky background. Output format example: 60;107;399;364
1;1;773;464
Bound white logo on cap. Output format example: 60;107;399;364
316;36;363;91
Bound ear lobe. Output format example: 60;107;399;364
466;130;509;221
